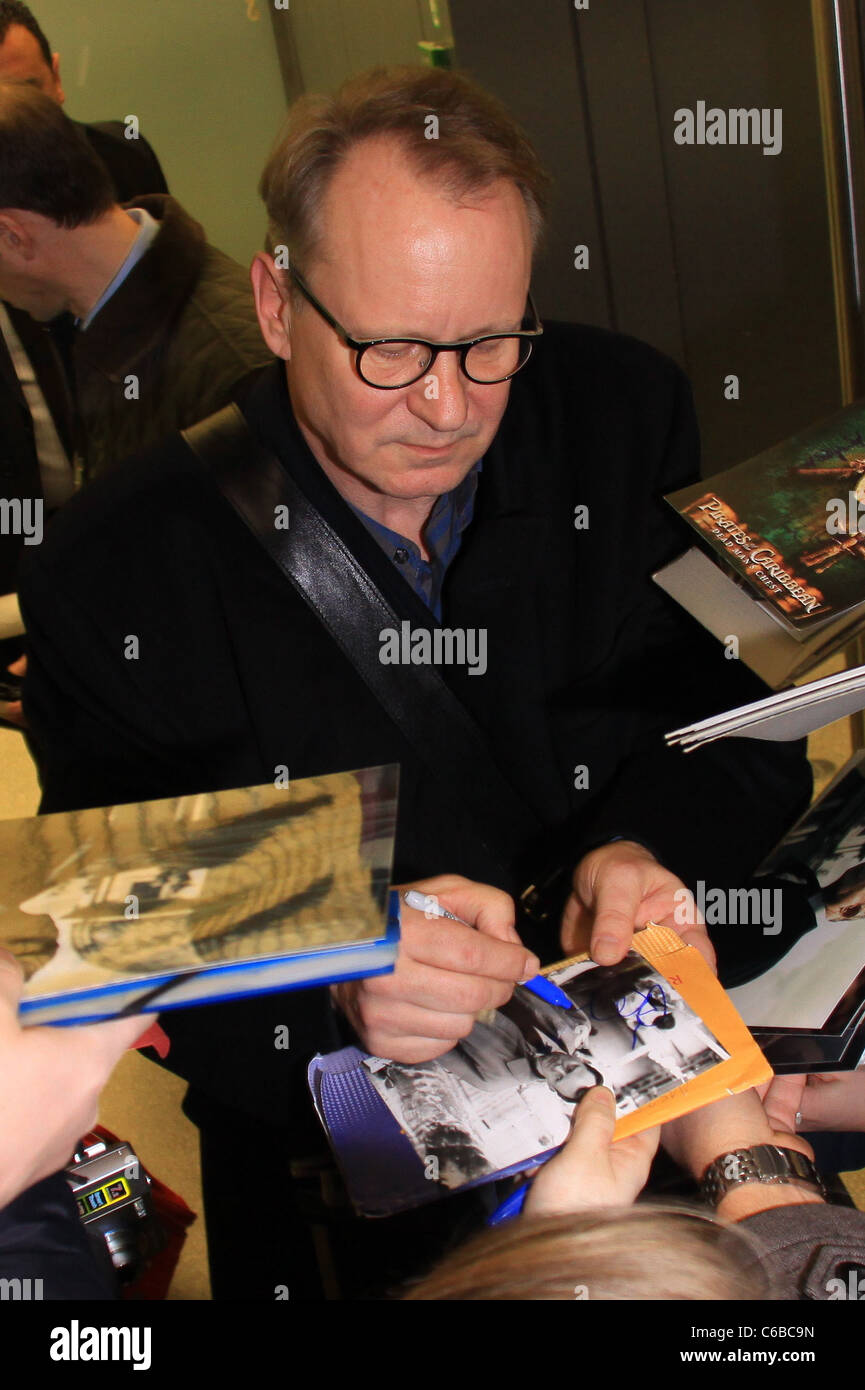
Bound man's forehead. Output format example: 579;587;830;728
311;141;531;338
320;139;528;251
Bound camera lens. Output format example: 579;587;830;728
103;1225;141;1282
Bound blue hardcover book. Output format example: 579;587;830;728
2;765;399;1025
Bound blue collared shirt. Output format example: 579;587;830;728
78;207;160;330
349;461;482;620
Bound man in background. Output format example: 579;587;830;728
0;84;271;717
0;1;169;705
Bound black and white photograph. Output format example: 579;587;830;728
363;951;729;1191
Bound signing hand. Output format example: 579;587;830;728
524;1085;660;1217
331;874;539;1065
0;949;153;1209
560;840;715;970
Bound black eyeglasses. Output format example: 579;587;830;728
286;266;543;389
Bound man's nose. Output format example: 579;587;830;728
406;350;469;431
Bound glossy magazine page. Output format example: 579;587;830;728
2;764;398;1024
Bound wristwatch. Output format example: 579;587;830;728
700;1144;826;1208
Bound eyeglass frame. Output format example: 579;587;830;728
284;265;544;389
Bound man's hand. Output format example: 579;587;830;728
524;1085;659;1217
331;875;539;1064
560;840;715;969
0;949;152;1209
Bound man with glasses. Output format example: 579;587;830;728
19;66;811;1298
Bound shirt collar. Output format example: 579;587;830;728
348;458;483;565
78;207;161;331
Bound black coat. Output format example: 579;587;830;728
19;324;812;1125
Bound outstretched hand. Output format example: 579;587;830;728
561;840;715;970
0;948;152;1209
762;1069;865;1134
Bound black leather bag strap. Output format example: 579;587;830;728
182;404;541;862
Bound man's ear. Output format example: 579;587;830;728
0;212;32;260
51;54;65;105
250;253;292;360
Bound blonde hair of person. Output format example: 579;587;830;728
403;1205;769;1301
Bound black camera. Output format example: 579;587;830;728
65;1133;165;1286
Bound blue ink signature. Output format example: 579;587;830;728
588;983;669;1048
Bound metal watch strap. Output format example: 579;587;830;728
700;1144;826;1207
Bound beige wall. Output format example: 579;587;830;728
34;0;287;267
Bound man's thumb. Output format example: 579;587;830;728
569;1083;617;1144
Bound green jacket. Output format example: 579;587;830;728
72;193;272;480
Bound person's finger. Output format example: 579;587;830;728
7;655;26;676
565;1083;618;1155
405;876;524;947
761;1073;807;1133
798;1085;847;1132
522;1086;619;1216
560;891;592;955
585;865;646;964
398;915;538;986
362;952;520;1016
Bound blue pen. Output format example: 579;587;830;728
401;890;574;1010
487;1181;529;1225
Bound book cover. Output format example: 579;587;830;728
310;926;770;1216
2;764;399;1025
668;399;865;634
